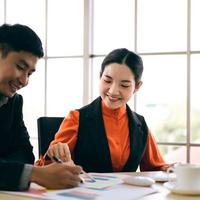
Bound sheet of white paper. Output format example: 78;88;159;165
98;184;157;200
44;184;157;200
1;183;50;199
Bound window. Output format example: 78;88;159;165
191;0;200;50
191;54;200;143
6;0;45;48
137;0;187;53
47;0;83;56
0;0;4;24
46;58;83;116
93;0;135;54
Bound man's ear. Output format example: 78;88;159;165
134;81;143;93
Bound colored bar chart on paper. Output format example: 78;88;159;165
80;173;124;190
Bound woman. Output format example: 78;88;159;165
42;48;169;172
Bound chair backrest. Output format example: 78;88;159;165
37;116;64;156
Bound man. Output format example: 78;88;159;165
0;23;82;191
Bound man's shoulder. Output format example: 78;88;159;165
13;93;22;99
8;93;23;103
2;94;23;111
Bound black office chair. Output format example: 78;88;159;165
37;116;64;156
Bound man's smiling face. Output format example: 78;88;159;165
0;51;38;97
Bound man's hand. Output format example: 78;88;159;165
31;163;82;189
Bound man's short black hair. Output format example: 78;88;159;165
0;23;44;58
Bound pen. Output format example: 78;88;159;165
52;156;63;163
52;156;96;182
81;170;96;182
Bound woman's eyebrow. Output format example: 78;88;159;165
104;75;112;79
104;75;132;83
121;80;132;83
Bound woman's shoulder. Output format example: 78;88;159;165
66;110;80;120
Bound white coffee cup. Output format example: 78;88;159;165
167;163;200;190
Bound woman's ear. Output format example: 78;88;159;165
134;81;143;93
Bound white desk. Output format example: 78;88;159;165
0;171;199;200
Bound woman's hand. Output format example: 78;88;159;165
160;163;176;171
47;142;74;165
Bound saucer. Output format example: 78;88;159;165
164;181;200;195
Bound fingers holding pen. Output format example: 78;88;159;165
34;163;83;189
56;163;83;188
62;164;83;187
47;142;72;163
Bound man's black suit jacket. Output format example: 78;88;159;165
0;94;35;190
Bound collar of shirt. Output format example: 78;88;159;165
0;93;9;108
101;100;126;120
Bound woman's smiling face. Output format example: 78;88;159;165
99;63;140;109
